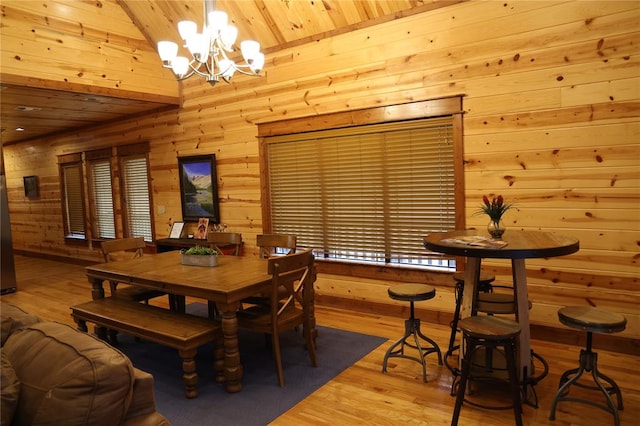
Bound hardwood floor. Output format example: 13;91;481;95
3;255;638;426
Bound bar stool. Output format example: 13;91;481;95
447;271;496;356
448;276;542;405
382;283;443;382
549;306;627;426
451;315;523;426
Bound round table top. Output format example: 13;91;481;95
423;230;579;259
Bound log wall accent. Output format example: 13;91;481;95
3;1;638;341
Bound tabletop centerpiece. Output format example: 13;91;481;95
180;245;220;267
475;194;513;239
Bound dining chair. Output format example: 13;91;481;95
241;234;298;308
237;248;318;387
205;232;243;318
100;237;167;304
206;232;243;255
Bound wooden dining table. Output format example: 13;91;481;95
85;251;310;393
423;230;579;400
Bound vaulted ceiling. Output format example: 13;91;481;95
1;0;458;145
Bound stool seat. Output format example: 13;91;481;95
558;306;627;334
476;292;532;315
458;315;521;340
388;283;436;302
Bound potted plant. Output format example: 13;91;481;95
180;245;220;267
475;194;513;239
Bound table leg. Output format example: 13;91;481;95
460;257;481;319
458;257;482;371
88;277;108;340
89;277;105;300
511;258;534;400
217;301;243;393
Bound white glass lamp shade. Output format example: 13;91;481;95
218;59;236;82
219;25;238;50
207;11;227;35
171;56;190;77
178;20;198;41
249;52;264;74
157;41;178;64
186;33;210;62
240;40;261;62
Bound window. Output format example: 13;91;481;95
59;154;86;239
260;98;464;272
120;154;153;242
87;149;115;239
58;142;154;243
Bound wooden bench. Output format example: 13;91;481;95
70;297;222;398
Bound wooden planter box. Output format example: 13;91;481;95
181;253;219;267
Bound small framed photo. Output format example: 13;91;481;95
169;221;185;239
23;176;39;198
195;217;209;240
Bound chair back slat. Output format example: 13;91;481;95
100;237;145;262
207;232;243;255
269;249;314;316
257;234;297;258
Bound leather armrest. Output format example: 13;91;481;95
124;412;171;426
125;368;165;422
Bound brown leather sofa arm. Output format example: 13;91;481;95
124;412;171;426
125;368;171;424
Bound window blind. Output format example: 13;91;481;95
61;164;85;238
266;117;456;269
90;159;116;239
121;155;153;242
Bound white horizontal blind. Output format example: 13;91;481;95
121;155;152;242
61;163;85;238
266;117;456;269
90;159;116;239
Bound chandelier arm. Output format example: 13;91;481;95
231;67;260;77
215;46;258;75
188;61;211;79
232;64;262;76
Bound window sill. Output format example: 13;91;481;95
63;237;89;247
315;258;453;285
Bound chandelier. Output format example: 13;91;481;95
157;0;264;86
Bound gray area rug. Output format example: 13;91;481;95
116;303;386;425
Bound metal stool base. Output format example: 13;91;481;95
382;301;442;382
549;332;624;426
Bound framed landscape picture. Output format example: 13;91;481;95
23;175;39;198
178;155;220;223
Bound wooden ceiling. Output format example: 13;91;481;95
1;0;458;145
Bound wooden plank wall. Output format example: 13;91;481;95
0;0;179;98
3;1;639;341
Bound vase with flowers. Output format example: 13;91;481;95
476;194;513;239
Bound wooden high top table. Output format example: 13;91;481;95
424;230;579;398
85;251;313;393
